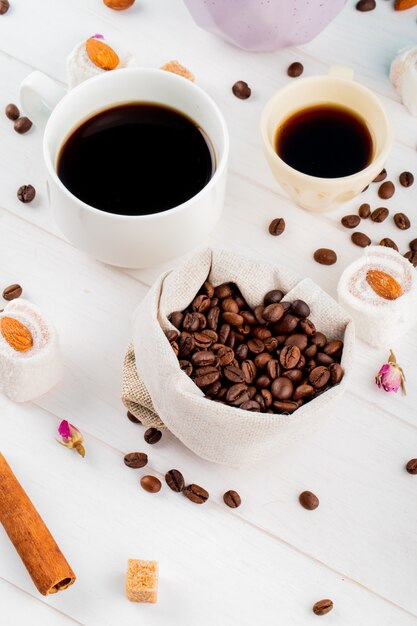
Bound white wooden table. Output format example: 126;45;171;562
0;1;417;624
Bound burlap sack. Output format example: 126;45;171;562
122;248;354;467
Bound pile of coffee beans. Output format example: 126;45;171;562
167;281;344;415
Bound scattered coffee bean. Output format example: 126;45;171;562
351;232;371;247
299;490;319;510
0;0;9;14
140;475;162;493
371;207;389;223
409;238;417;251
287;62;304;77
313;248;337;265
406;459;417;474
399;171;414;187
124;452;148;468
358;203;371;219
183;483;209;504
313;599;334;616
14;116;32;134
269;217;286;236
378;180;395;199
2;283;22;301
223;490;241;508
232;80;251;100
165;468;185;492
394;212;411;230
5;103;19;120
356;0;375;10
341;215;360;229
144;427;162;444
373;168;387;183
379;238;398;251
405;251;417;267
127;410;141;424
17;184;36;203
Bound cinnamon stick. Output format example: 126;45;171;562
0;452;76;595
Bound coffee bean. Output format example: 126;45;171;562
313;248;337;265
192;294;211;313
379;238;398;251
405;251;417;267
214;283;234;298
284;333;308;351
2;283;22;300
299;318;316;336
313;599;333;616
293;384;314;401
266;358;280;380
17;184;36;203
406;459;417;474
378;180;395;199
140;475;162;493
309;366;330;389
371;207;389;223
14;116;32;134
279;344;301;369
207;306;220;331
304;344;317;358
287;61;304;77
264;289;284;305
235;343;249;361
341;215;360;229
356;0;375;10
192;350;216;367
273;313;299;334
254;352;273;369
271;377;293;400
223;311;244;326
226;383;250;406
282;369;303;383
170;311;184;329
5;103;19;120
324;339;343;356
252;326;271;340
399;171;414;187
291;299;310;318
232;80;251;99
166;329;179;343
351;232;371;247
0;0;9;14
264;336;279;353
316;352;334;365
272;400;299;413
223;490;241;508
124;452;148;468
217;345;235;366
165;468;185;492
394;212;410;230
310;332;327;348
144;427;162;444
262;303;285;323
299;490;319;510
358;202;371;219
409;238;417;251
329;363;344;385
194;365;220;387
240;399;261;411
373;168;387;183
179;360;193;376
224;365;245;384
247;338;264;354
269;217;286;236
127;410;141;424
183;483;209;504
179;334;195;357
222;297;239;314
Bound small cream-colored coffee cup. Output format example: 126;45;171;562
260;66;392;212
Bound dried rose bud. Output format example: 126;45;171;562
56;420;85;457
375;350;406;394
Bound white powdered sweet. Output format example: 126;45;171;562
338;246;417;348
66;34;136;89
390;45;417;116
0;299;62;402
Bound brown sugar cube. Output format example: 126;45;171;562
160;60;195;82
126;559;158;603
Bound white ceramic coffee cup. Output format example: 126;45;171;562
260;66;392;212
20;68;229;268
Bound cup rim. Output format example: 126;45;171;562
43;67;229;221
260;75;393;185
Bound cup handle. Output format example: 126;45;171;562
19;71;67;125
328;64;354;80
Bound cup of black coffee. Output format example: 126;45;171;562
260;66;392;211
20;68;229;267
